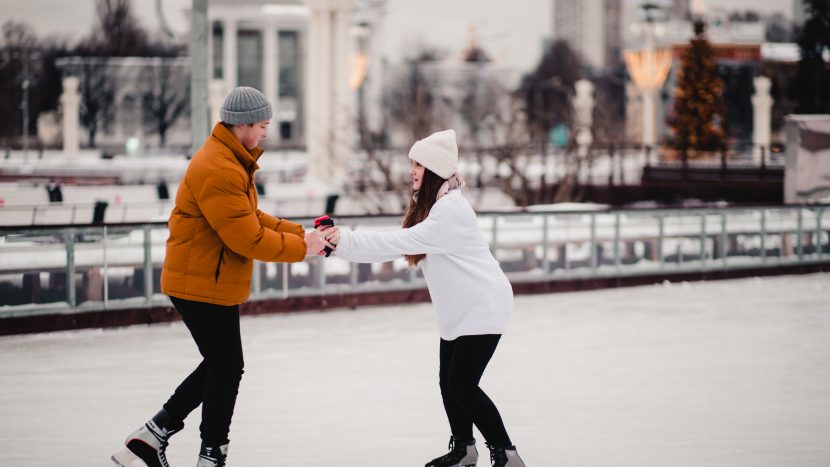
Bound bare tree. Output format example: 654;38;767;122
474;95;536;207
0;21;40;145
66;0;152;147
348;56;446;213
32;39;71;125
91;0;149;57
519;40;583;143
591;70;626;144
383;57;442;144
455;65;509;188
60;55;116;148
141;58;190;147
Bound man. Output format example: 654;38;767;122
111;86;330;467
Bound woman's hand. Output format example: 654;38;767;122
323;226;340;248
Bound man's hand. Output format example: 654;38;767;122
304;229;333;257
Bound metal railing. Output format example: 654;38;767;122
1;203;828;318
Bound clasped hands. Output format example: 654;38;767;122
303;219;340;257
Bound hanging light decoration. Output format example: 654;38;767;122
623;48;672;92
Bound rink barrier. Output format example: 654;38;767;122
1;203;829;334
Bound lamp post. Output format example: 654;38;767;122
190;0;209;155
350;22;371;147
16;49;40;161
624;3;671;151
21;73;30;158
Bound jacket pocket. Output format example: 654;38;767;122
214;246;225;282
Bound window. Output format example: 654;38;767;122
237;29;263;90
212;22;223;79
278;30;301;98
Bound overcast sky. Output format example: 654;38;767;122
0;0;796;71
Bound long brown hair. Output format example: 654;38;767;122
402;168;446;266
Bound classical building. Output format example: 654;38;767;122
208;0;386;180
208;0;310;145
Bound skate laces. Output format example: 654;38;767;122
146;423;172;467
487;443;508;466
158;442;171;467
431;436;467;464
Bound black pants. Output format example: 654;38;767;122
439;334;511;447
161;296;244;447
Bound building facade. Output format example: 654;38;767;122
552;0;622;70
208;0;309;145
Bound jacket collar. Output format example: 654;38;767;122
210;122;263;171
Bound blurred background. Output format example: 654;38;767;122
0;0;828;329
1;2;829;466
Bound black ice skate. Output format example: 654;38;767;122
196;442;229;467
426;436;478;467
487;443;525;467
111;410;178;467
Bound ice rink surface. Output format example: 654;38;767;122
1;273;829;466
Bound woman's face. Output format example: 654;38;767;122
410;160;425;191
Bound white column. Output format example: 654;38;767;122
263;24;279;141
222;18;237;90
307;2;332;180
642;22;657;148
319;8;332;178
643;90;656;147
306;0;355;183
60;76;80;154
305;8;319;175
191;0;210;152
304;11;317;152
364;6;386;135
573;79;595;158
751;76;773;164
332;7;352;180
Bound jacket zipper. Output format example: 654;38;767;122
247;167;256;208
214;246;225;282
213;165;254;283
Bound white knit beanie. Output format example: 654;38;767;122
408;129;458;179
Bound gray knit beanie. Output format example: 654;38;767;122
220;86;273;125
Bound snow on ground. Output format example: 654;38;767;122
1;273;829;466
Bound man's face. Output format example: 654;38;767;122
237;120;270;149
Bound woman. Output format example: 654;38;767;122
324;130;525;467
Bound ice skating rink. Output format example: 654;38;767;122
1;273;829;467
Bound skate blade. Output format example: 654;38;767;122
111;447;149;467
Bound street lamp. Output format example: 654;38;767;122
21;73;30;158
624;3;672;149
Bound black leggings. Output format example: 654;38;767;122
162;296;244;447
439;334;511;447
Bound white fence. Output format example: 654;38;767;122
0;204;827;318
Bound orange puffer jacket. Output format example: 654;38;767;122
161;123;307;306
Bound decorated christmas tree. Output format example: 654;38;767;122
667;20;726;154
